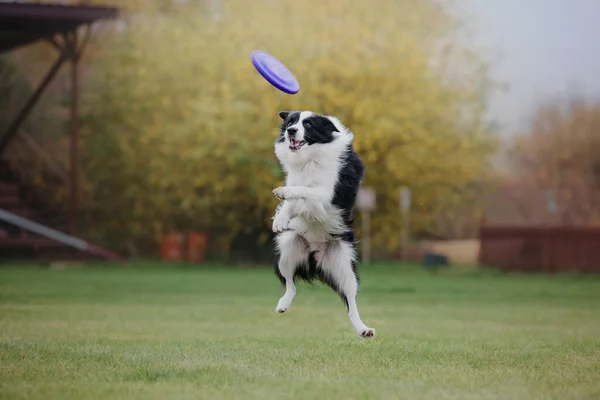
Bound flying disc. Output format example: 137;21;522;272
251;50;300;94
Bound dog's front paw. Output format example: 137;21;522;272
272;213;290;232
272;187;290;200
273;186;287;200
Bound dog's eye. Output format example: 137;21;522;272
303;121;312;129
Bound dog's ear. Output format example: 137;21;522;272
320;117;340;133
278;111;290;120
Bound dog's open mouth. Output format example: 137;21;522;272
289;138;306;151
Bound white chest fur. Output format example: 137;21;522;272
274;130;354;244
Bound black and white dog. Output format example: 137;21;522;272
271;110;375;339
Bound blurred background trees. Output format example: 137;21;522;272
510;96;600;225
1;0;499;260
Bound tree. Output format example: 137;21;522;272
74;0;497;257
511;96;600;225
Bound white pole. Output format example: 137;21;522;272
399;187;411;261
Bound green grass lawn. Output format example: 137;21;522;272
1;262;599;400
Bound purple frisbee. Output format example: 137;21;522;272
251;50;300;95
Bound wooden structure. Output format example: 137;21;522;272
479;225;600;273
0;3;121;261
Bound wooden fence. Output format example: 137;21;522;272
479;226;600;273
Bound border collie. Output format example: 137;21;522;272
271;110;375;339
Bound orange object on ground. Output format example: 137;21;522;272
187;232;208;263
160;232;184;261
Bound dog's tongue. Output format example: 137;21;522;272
290;139;297;146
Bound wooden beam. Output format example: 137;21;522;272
0;53;67;155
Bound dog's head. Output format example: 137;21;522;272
276;111;344;153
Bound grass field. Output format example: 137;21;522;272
1;262;599;400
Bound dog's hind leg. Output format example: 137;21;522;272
318;240;375;338
274;231;309;313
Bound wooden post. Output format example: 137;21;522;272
68;30;80;235
0;54;67;155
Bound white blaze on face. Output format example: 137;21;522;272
287;111;314;143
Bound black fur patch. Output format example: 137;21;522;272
332;144;365;225
301;115;338;145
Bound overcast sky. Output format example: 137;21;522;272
460;0;600;135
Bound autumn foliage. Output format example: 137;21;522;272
2;0;497;258
511;97;600;225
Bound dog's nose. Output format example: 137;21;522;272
287;127;297;137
